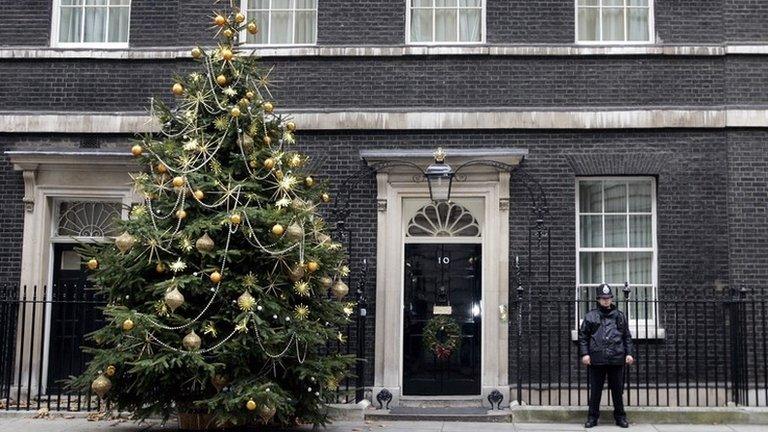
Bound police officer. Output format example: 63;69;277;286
578;283;635;428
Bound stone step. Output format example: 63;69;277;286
397;396;486;409
365;407;510;423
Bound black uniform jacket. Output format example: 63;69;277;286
578;304;635;365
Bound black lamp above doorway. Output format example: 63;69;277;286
424;147;454;202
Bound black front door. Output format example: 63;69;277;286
47;244;104;391
403;243;481;395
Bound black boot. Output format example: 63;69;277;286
615;417;629;428
584;417;598;428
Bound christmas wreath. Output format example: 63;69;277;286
422;315;461;360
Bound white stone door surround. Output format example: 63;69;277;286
361;148;526;406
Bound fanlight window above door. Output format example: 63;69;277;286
406;202;481;237
56;201;122;239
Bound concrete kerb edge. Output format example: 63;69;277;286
508;405;768;424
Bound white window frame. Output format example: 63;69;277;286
574;0;654;45
240;0;318;47
405;0;486;46
575;177;663;338
50;0;131;48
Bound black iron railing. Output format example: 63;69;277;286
511;290;768;408
0;283;367;412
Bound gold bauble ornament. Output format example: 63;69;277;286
263;158;276;170
195;233;215;253
237;291;255;311
271;224;284;236
289;264;305;282
259;404;276;423
285;121;296;132
238;97;250;108
176;209;187;220
306;261;319;273
274;170;284;181
216;74;228;86
122;319;134;332
214;15;227;26
332;280;349;300
194;189;205;200
235;12;246;24
319;276;333;288
229;213;242;224
155;163;168;174
86;258;99;270
115;231;136;253
91;374;112;398
262;101;274;113
105;365;116;377
210;271;222;284
156;262;166;273
316;233;331;245
131;144;143;157
262;136;272;146
164;287;185;312
246;399;257;411
247;22;259;34
230;107;241;117
172;83;184;96
182;330;201;351
223;28;234;39
321;193;331;203
290;198;306;211
222;48;234;61
191;47;203;59
305;176;314;187
285;222;304;242
172;176;185;187
245;90;255;100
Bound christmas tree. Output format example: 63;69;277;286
72;1;355;428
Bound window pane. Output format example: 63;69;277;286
629;215;652;247
435;8;457;42
604;181;626;212
83;6;107;43
295;0;316;8
580;252;602;284
272;0;291;9
632;285;654;320
412;0;433;6
602;7;625;41
107;6;129;42
294;10;315;43
628;0;648;5
110;0;130;5
458;9;481;42
577;7;599;41
579;181;602;213
85;0;107;4
605;215;627;247
249;0;270;8
62;0;83;4
603;0;623;5
580;215;602;248
579;0;599;5
459;0;481;6
59;7;83;43
604;252;627;285
627;7;649;41
628;252;652;284
270;11;292;44
436;0;457;6
411;9;433;42
247;11;269;43
628;180;652;212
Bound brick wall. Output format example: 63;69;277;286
1;1;767;47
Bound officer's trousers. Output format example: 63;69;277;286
587;364;626;420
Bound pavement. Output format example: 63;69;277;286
0;417;767;432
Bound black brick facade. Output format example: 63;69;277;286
0;1;767;391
